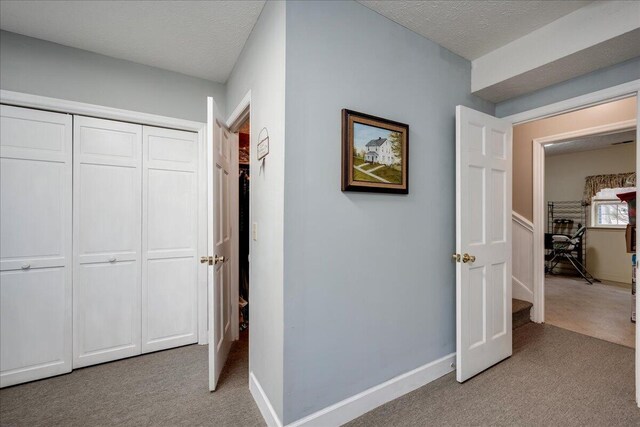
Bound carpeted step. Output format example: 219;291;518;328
512;298;533;330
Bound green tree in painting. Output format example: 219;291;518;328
389;131;402;164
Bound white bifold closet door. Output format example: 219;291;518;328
73;116;142;368
142;126;198;353
0;105;73;387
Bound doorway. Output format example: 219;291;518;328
205;95;252;392
519;97;638;348
237;118;250;337
505;86;640;406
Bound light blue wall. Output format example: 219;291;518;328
282;1;493;423
496;56;640;118
0;30;225;122
225;1;286;419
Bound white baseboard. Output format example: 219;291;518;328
287;352;456;427
512;277;534;303
250;371;283;427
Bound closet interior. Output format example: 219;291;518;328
238;119;250;332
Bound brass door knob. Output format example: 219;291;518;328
452;253;461;262
462;253;476;263
200;255;226;265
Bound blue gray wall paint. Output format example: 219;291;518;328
496;56;640;118
283;1;493;423
225;1;286;419
0;30;225;122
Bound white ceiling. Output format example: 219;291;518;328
0;0;613;92
358;0;593;60
0;0;265;83
545;129;636;157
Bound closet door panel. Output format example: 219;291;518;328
73;116;142;368
147;169;196;255
145;258;196;344
75;261;139;366
0;105;72;387
142;126;198;353
77;163;139;263
0;106;68;162
1;268;68;373
0;158;66;270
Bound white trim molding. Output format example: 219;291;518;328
250;353;455;427
512;211;533;232
287;353;455;427
0;89;210;345
0;90;205;132
226;90;251;131
512;212;534;305
503;80;640;125
250;371;283;427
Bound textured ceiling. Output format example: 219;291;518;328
0;0;265;83
358;0;593;60
546;129;636;157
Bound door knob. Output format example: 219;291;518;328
452;253;461;262
462;253;476;263
200;255;225;265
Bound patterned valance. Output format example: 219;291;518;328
583;172;635;204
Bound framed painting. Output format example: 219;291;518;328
341;109;409;194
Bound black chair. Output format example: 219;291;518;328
546;226;600;284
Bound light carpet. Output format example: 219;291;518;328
348;323;639;426
2;325;638;426
0;330;263;427
545;274;635;348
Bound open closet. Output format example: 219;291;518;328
238;119;250;332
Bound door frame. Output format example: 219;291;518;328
225;90;251;343
0;89;210;345
531;119;637;324
501;79;640;406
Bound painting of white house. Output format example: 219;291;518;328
353;122;403;185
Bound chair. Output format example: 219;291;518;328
546;226;600;284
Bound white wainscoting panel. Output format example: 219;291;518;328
512;212;534;303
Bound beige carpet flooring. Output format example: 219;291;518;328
0;330;264;427
349;323;639;426
545;275;636;348
2;325;638;426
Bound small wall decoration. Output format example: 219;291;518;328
341;109;409;194
257;127;270;161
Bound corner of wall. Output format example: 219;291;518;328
224;0;286;423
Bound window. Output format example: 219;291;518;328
591;199;629;227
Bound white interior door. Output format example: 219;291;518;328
73;116;142;368
455;105;513;382
206;97;233;391
0;105;72;387
142;126;199;353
